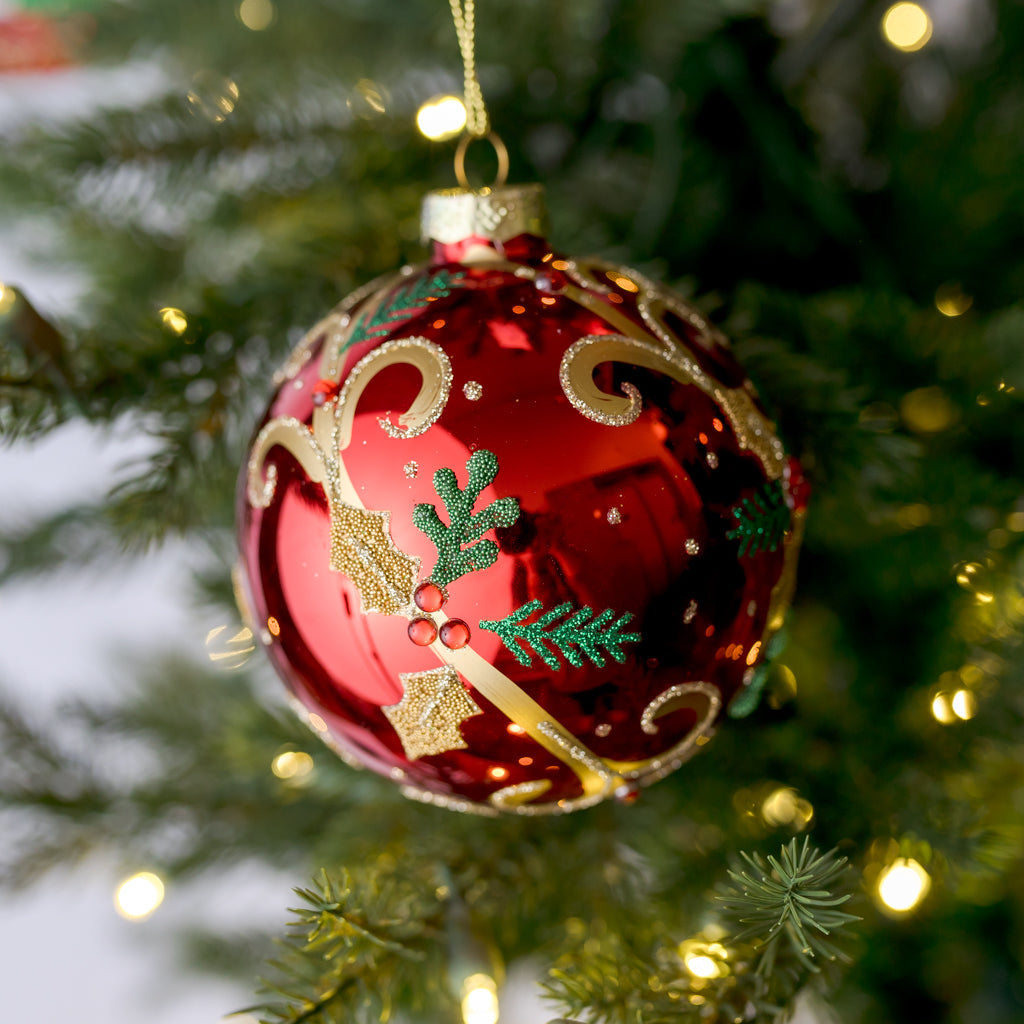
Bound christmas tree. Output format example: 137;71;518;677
2;1;1024;1022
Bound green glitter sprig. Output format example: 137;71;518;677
347;269;466;350
726;480;790;557
412;449;520;588
479;599;641;671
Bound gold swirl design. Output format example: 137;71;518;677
559;334;785;480
607;681;721;783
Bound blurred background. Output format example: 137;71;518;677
1;1;1023;1022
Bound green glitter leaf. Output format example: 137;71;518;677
346;270;466;351
479;599;642;671
412;449;520;588
726;480;790;557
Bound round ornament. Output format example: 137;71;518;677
237;185;808;815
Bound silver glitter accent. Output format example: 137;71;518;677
706;451;719;469
404;461;419;479
595;723;612;737
292;378;304;389
747;600;757;617
537;720;613;785
390;766;406;780
683;600;698;624
685;538;700;556
606;506;622;525
259;628;274;645
463;380;483;401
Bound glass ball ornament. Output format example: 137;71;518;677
237;185;808;815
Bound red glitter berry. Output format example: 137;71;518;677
413;581;446;613
408;617;438;646
439;618;471;650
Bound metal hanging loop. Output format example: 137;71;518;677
454;131;509;190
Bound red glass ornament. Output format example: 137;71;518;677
237;185;808;815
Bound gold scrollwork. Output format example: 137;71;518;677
558;333;785;480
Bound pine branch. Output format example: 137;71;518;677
717;838;859;977
249;867;450;1024
480;600;642;670
412;449;520;588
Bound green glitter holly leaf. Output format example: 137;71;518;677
726;480;790;557
479;599;642;671
346;269;466;350
412;449;520;588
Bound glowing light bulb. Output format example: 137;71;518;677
684;953;720;979
761;786;814;830
238;0;274;30
931;692;956;724
160;307;188;334
115;871;165;919
461;974;498;1024
951;689;976;720
935;282;972;317
0;282;16;314
881;3;932;52
416;95;468;141
272;750;315;780
877;858;931;913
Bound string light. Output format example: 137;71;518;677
461;973;499;1024
237;0;274;30
160;307;188;334
115;871;165;920
876;858;931;913
761;786;814;830
272;750;315;780
934;282;973;317
0;283;16;314
951;689;977;720
881;3;933;52
416;95;468;141
679;940;729;980
930;692;956;724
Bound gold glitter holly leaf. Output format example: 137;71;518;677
411;449;520;588
329;501;420;616
479;599;642;671
381;666;483;760
726;480;790;557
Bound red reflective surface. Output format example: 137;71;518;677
238;231;807;812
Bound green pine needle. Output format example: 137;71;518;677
717;838;860;976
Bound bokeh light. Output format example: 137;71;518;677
272;750;315;781
160;306;188;334
935;282;973;317
115;871;165;920
876;858;931;913
187;71;239;124
416;95;468;141
0;282;16;314
237;0;275;31
881;3;933;52
461;974;499;1024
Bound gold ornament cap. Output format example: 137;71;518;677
421;185;547;246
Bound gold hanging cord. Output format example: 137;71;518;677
448;0;509;189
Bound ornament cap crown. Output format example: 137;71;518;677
421;184;547;247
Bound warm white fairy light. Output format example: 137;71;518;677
272;750;314;780
238;0;275;31
881;3;932;52
877;858;931;913
951;689;976;720
160;306;188;334
115;871;165;920
416;95;468;141
461;973;499;1024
